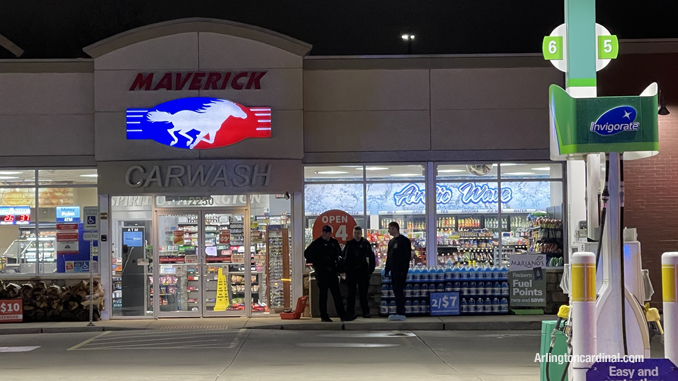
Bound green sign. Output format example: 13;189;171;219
509;254;547;307
598;35;619;59
542;36;563;60
549;84;659;155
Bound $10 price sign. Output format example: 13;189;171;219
0;300;23;323
430;292;460;316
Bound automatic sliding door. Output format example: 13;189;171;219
202;210;250;316
155;211;202;317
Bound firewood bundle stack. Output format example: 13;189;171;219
0;279;104;322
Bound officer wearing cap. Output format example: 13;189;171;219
304;225;347;322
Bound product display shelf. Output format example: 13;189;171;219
380;274;510;316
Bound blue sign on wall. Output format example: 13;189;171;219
56;206;80;222
430;292;460;316
586;359;678;381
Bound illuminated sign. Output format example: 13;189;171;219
0;206;31;225
393;183;513;206
126;97;271;149
56;206;80;222
590;106;639;136
129;72;267;91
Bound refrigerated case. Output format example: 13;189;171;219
1;225;56;274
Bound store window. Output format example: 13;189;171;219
435;162;565;269
366;181;426;267
499;163;563;179
365;165;424;181
303;166;364;182
0;169;98;276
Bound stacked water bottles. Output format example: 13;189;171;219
380;262;509;316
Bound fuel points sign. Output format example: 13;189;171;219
543;23;619;72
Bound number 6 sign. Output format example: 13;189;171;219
312;209;357;246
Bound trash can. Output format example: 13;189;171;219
540;320;569;381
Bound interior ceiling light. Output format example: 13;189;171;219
79;174;99;177
506;172;535;176
0;176;18;179
500;163;519;166
315;171;349;175
0;171;22;175
438;169;465;173
363;167;389;171
531;167;551;171
390;173;422;177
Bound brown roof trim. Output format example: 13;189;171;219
83;18;312;58
0;59;93;73
304;53;552;70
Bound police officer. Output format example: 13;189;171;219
384;221;412;321
304;225;347;322
342;226;376;319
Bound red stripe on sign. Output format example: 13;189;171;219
57;233;79;241
57;224;79;231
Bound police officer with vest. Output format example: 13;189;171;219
342;226;376;319
304;225;347;322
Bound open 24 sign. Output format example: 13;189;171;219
311;209;357;246
430;292;460;316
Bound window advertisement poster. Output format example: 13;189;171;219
508;254;547;307
304;183;364;215
367;183;426;214
64;260;98;273
56;223;79;255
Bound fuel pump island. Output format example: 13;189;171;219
539;1;677;381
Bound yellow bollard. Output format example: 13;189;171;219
571;252;597;381
662;252;678;365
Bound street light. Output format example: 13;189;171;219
401;34;415;54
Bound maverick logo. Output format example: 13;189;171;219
126;97;271;149
590;105;639;136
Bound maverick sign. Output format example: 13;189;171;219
97;160;302;195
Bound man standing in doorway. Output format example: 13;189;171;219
304;225;347;322
385;221;412;321
343;226;376;319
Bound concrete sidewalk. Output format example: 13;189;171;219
0;314;555;335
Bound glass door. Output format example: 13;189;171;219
155;211;202;317
201;209;251;317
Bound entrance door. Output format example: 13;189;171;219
201;210;250;317
154;208;252;317
155;211;202;317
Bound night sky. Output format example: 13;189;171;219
1;0;677;58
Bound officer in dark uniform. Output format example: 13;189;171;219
342;226;376;319
385;221;412;321
304;225;347;322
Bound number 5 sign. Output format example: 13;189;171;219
312;209;357;246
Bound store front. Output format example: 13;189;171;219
1;18;576;321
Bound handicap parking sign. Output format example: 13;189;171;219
84;206;99;230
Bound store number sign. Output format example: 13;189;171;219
0;300;23;323
311;209;357;246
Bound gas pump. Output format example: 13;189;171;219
540;2;662;380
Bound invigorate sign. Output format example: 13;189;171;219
549;83;659;155
127;97;271;149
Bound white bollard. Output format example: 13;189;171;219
571;252;597;381
663;252;678;365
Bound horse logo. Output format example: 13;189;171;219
126;97;271;149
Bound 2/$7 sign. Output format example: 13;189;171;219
97;160;302;194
